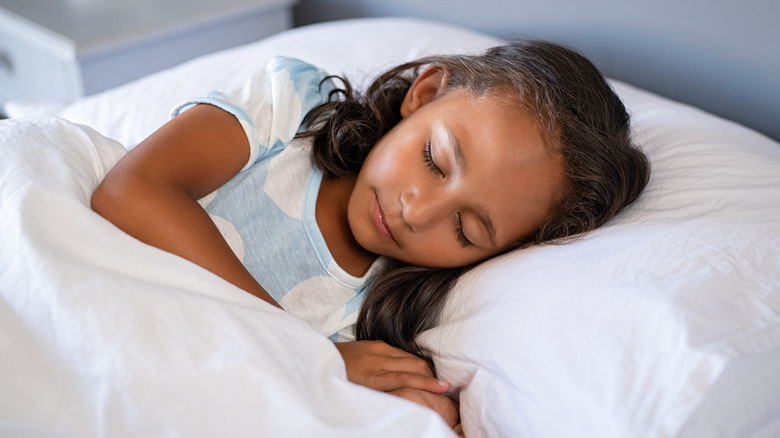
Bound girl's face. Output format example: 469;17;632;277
348;72;565;268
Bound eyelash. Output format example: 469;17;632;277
423;139;473;248
456;213;473;248
423;139;444;177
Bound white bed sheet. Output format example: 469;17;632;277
3;17;780;438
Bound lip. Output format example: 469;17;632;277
372;194;397;244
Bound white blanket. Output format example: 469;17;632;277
0;117;453;437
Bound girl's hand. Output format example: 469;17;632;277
335;340;450;394
336;341;462;434
390;387;461;432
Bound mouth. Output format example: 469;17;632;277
372;194;397;244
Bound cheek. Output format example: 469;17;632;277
360;146;383;176
365;124;422;174
361;146;406;185
403;233;488;268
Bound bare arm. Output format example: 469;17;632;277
91;104;279;307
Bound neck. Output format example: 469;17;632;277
316;174;377;277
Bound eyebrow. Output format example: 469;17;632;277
443;124;498;248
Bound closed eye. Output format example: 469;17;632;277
456;213;473;247
423;139;444;177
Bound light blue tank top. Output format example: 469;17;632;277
172;57;382;341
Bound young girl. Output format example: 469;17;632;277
92;41;650;431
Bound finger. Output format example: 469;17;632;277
368;371;451;393
391;388;460;428
357;342;437;377
366;340;426;360
378;355;436;377
453;423;464;437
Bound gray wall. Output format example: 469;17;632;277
294;0;780;142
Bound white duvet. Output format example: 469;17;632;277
0;117;453;437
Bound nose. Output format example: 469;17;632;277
400;186;449;231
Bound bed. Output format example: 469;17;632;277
1;17;779;438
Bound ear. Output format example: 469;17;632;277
399;66;449;118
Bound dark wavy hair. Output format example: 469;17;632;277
298;40;651;367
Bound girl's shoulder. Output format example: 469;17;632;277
172;56;336;170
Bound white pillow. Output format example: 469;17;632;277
54;17;780;438
420;81;780;437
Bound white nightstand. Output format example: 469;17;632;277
0;0;297;104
